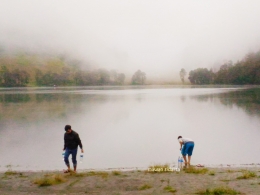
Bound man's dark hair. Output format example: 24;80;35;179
177;136;182;139
65;125;71;131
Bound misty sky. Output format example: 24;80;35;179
1;0;260;80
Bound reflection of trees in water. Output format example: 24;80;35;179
190;94;215;103
0;93;108;122
219;88;260;117
0;93;31;103
190;88;260;117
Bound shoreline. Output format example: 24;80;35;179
1;164;260;194
1;163;260;173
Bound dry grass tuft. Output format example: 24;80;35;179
236;170;256;179
196;186;240;194
65;171;109;179
65;171;86;177
4;170;18;176
86;171;109;179
226;169;236;173
208;170;215;176
33;173;66;187
139;184;152;190
184;166;208;174
112;171;121;176
164;185;177;193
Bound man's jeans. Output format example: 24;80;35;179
64;148;78;167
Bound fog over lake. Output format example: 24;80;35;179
0;86;260;171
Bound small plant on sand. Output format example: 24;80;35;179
18;172;28;178
4;164;18;176
112;171;121;176
147;164;172;173
4;170;18;176
139;184;152;190
196;186;240;194
208;170;215;176
33;174;66;187
65;171;90;178
220;179;231;182
226;169;236;173
184;166;208;174
237;170;256;179
164;185;177;193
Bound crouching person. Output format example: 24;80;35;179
178;136;194;167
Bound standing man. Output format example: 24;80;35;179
178;136;194;167
63;125;84;173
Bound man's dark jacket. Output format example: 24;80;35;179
63;130;83;150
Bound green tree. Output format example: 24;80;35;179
117;73;125;85
35;69;43;85
188;68;213;84
131;70;146;85
179;68;187;84
0;65;8;86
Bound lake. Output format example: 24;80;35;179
0;86;260;171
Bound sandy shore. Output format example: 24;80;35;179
1;165;260;195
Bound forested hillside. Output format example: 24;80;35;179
188;50;260;85
0;53;125;87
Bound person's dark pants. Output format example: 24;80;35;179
64;148;78;167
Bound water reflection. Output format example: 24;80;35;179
0;94;31;103
190;87;260;117
0;93;109;123
0;86;260;171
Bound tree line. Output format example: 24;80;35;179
0;53;147;87
185;50;260;85
4;48;258;87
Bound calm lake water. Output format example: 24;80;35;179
0;86;260;171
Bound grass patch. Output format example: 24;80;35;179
147;164;172;173
33;174;66;187
236;171;256;179
4;164;19;176
65;171;86;177
196;186;240;194
65;171;109;179
19;173;28;178
139;184;152;190
86;171;109;179
112;171;121;176
226;169;236;173
164;185;176;193
208;170;215;176
184;166;208;174
220;179;231;182
4;170;18;176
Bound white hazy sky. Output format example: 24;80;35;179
1;0;260;80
